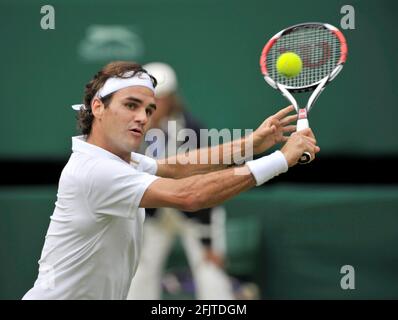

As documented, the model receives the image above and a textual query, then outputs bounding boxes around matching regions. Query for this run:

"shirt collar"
[72,135,127,163]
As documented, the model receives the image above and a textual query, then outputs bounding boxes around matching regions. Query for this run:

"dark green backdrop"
[0,0,397,158]
[1,0,397,300]
[2,185,398,299]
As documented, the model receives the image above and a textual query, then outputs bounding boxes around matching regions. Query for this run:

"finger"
[298,127,316,139]
[282,125,296,133]
[273,105,296,120]
[263,124,276,135]
[280,114,298,126]
[302,135,317,145]
[280,135,289,143]
[304,147,316,163]
[305,142,320,160]
[294,130,316,144]
[270,124,277,133]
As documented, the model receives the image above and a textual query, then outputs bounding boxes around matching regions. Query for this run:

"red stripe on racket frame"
[331,29,348,64]
[260,37,278,75]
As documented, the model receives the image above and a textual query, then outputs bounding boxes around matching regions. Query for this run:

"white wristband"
[246,151,288,186]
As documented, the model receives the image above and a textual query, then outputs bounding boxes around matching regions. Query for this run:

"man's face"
[99,86,156,154]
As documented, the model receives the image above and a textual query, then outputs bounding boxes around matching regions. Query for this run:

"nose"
[134,106,148,126]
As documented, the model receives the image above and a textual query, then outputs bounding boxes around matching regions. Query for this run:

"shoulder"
[87,157,158,193]
[62,154,135,188]
[131,152,158,175]
[87,158,137,183]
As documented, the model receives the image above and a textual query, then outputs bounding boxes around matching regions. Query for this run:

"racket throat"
[297,108,309,132]
[277,83,299,112]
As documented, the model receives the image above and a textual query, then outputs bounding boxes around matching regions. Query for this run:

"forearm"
[185,166,256,209]
[142,150,288,211]
[181,151,288,210]
[143,165,256,211]
[157,136,253,178]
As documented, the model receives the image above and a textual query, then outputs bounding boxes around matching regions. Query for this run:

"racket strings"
[266,27,341,88]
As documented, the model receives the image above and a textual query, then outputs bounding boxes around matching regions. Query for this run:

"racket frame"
[260,22,347,163]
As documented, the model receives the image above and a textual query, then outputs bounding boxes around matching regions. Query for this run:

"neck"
[86,132,131,163]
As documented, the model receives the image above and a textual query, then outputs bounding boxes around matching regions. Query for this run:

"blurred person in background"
[127,62,234,300]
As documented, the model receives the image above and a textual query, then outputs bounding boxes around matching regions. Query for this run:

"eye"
[146,108,154,116]
[125,103,137,109]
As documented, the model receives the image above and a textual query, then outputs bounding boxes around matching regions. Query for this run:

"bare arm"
[156,105,297,179]
[155,138,249,178]
[141,128,320,212]
[140,165,256,212]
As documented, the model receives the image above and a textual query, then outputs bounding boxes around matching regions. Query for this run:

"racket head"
[260,22,347,93]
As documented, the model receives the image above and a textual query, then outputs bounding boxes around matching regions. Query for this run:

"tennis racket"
[260,22,347,164]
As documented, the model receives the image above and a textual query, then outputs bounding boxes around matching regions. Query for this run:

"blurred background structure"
[1,0,397,299]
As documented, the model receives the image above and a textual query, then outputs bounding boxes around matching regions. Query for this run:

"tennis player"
[23,61,319,300]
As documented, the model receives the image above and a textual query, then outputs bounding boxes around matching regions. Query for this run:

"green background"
[2,185,398,299]
[1,0,397,300]
[0,0,397,158]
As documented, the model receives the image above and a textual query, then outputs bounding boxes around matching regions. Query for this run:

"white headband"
[71,71,155,111]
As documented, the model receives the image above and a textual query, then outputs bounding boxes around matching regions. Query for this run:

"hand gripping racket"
[260,22,347,164]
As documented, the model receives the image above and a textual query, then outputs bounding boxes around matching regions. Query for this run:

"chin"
[122,132,143,153]
[129,139,142,152]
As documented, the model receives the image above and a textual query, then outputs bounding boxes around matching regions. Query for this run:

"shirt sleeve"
[131,152,158,175]
[85,159,159,219]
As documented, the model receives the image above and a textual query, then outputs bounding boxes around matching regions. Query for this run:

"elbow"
[179,193,204,212]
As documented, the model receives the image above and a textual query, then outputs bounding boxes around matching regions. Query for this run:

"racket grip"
[296,118,309,132]
[296,116,311,164]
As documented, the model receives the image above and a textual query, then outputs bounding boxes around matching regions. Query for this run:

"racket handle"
[296,117,309,132]
[296,114,312,164]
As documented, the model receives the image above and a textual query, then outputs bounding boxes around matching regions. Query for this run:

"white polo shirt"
[23,136,159,300]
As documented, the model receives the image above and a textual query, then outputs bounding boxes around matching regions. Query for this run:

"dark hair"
[77,61,157,136]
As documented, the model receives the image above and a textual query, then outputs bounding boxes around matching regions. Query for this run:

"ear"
[91,97,104,120]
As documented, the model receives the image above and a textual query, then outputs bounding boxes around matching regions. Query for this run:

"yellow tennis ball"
[276,52,303,78]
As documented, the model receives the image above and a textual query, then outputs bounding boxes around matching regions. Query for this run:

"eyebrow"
[123,96,157,110]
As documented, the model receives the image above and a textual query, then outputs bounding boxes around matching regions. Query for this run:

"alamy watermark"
[340,265,355,290]
[40,5,355,31]
[340,5,355,30]
[40,5,55,30]
[143,121,254,166]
